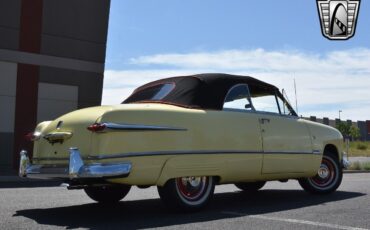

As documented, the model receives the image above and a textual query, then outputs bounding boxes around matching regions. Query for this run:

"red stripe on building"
[13,0,43,170]
[19,0,43,53]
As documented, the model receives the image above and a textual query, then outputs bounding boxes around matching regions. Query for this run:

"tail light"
[25,131,41,141]
[87,123,106,132]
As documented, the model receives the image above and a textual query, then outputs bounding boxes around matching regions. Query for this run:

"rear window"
[124,83,175,103]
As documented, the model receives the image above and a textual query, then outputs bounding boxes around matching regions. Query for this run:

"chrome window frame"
[223,83,255,111]
[222,83,297,118]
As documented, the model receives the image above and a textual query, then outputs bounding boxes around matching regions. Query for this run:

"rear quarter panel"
[94,104,264,185]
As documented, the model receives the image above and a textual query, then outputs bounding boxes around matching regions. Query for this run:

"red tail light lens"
[87,123,106,132]
[25,132,34,141]
[25,131,41,141]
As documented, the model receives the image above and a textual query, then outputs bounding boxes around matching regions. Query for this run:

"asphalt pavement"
[0,173,369,230]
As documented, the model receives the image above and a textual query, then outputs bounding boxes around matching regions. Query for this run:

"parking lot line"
[222,212,369,230]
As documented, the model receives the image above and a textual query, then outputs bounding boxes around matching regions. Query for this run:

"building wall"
[0,0,21,51]
[0,61,17,171]
[0,0,110,173]
[305,117,370,141]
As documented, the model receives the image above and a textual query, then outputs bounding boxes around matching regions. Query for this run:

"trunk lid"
[32,106,113,163]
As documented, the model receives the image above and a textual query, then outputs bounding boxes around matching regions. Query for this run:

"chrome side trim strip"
[104,122,187,131]
[264,150,315,155]
[88,150,260,160]
[88,150,318,160]
[312,150,322,155]
[32,150,320,162]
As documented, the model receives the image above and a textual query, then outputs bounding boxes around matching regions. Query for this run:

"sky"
[103,0,370,121]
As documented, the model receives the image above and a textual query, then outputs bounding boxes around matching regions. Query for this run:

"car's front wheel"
[235,181,266,192]
[298,152,342,194]
[84,185,131,203]
[157,176,215,212]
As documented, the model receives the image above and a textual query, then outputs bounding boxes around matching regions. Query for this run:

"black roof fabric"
[124,73,278,110]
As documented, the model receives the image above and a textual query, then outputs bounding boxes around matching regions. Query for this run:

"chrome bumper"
[19,148,132,180]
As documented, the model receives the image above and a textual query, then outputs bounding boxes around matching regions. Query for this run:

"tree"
[336,122,350,138]
[349,126,361,140]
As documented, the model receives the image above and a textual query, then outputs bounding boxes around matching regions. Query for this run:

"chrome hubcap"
[184,176,201,187]
[309,157,337,188]
[176,176,208,201]
[317,164,330,179]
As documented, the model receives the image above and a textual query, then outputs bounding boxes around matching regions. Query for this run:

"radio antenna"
[294,78,298,114]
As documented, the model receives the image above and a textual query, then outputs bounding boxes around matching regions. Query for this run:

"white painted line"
[222,212,369,230]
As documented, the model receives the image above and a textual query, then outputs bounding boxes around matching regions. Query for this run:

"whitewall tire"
[299,152,342,194]
[157,176,215,211]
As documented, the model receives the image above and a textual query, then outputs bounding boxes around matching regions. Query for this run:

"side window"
[251,94,280,114]
[223,84,254,111]
[276,96,290,115]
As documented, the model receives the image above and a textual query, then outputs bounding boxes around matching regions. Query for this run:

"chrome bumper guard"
[19,148,132,180]
[342,158,351,169]
[342,152,351,169]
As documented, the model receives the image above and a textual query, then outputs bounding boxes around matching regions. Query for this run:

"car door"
[221,84,264,179]
[251,92,313,174]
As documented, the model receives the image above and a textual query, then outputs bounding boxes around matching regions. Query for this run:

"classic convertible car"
[20,73,348,211]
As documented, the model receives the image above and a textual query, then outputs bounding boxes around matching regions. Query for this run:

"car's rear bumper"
[19,148,132,180]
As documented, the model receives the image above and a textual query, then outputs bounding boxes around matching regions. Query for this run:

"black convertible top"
[124,73,278,110]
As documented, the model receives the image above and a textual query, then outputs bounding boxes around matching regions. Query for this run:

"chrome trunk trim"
[43,131,73,144]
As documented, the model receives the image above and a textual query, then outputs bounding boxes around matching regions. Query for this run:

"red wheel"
[158,176,215,211]
[309,158,336,188]
[299,152,342,194]
[176,177,209,202]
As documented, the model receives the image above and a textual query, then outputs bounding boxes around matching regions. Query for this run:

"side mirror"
[245,104,252,109]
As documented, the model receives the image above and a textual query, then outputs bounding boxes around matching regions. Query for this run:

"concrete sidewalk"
[349,157,370,163]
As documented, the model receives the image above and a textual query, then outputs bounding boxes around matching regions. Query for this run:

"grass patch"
[357,143,368,150]
[345,141,370,157]
[348,161,370,171]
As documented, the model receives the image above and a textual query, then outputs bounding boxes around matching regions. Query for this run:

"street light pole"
[339,110,342,120]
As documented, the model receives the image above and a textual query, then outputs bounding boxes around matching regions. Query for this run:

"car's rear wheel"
[84,185,131,203]
[298,152,342,194]
[157,176,215,212]
[235,181,266,192]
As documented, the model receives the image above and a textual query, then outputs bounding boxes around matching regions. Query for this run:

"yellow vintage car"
[20,73,349,211]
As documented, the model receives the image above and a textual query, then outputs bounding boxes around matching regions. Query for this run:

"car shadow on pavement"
[14,189,364,229]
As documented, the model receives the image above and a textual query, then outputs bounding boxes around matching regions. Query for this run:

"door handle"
[259,118,270,124]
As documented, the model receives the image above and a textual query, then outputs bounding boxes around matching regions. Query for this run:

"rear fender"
[156,155,221,186]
